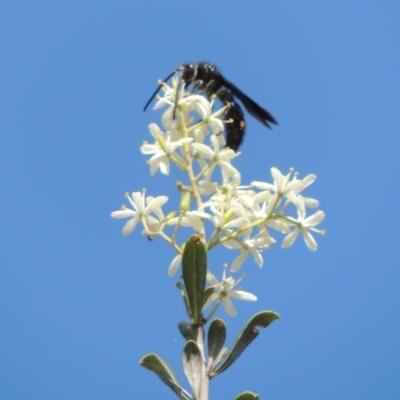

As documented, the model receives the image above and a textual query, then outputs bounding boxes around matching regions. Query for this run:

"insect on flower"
[144,62,278,151]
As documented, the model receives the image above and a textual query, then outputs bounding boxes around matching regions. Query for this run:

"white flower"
[168,254,182,276]
[152,77,179,111]
[192,135,237,181]
[141,123,190,175]
[111,191,168,235]
[198,180,218,196]
[204,268,257,317]
[200,191,249,232]
[282,210,325,251]
[179,94,212,119]
[204,204,245,231]
[177,94,225,140]
[252,167,310,213]
[250,191,291,233]
[198,167,242,197]
[160,93,212,132]
[166,210,209,232]
[225,230,275,271]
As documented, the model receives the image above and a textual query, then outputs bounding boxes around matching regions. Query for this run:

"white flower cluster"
[111,80,325,314]
[204,266,257,318]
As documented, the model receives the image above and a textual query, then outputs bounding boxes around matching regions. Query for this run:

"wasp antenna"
[143,69,178,111]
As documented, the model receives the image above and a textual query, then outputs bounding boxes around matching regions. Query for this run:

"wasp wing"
[213,70,278,128]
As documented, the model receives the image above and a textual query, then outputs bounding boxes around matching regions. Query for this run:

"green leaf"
[210,311,280,377]
[175,282,192,320]
[202,286,215,307]
[234,391,260,400]
[212,346,229,369]
[182,235,207,324]
[182,340,203,398]
[139,353,193,400]
[207,319,226,369]
[178,321,196,341]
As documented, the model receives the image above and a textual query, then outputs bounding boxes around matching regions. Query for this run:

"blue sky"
[1,1,399,399]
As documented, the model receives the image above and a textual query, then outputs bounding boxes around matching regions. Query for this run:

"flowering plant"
[111,77,325,400]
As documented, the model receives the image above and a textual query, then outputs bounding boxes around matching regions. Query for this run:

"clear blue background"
[1,1,399,399]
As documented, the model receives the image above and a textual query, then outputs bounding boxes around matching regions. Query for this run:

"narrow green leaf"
[234,391,260,400]
[182,340,203,398]
[182,235,207,324]
[210,311,280,377]
[202,286,215,307]
[178,321,196,341]
[212,346,229,369]
[207,319,226,368]
[139,353,192,400]
[175,282,192,319]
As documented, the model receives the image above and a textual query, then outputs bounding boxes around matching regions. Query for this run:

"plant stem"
[193,324,209,400]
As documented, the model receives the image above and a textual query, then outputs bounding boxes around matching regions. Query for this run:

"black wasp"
[143,62,278,151]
